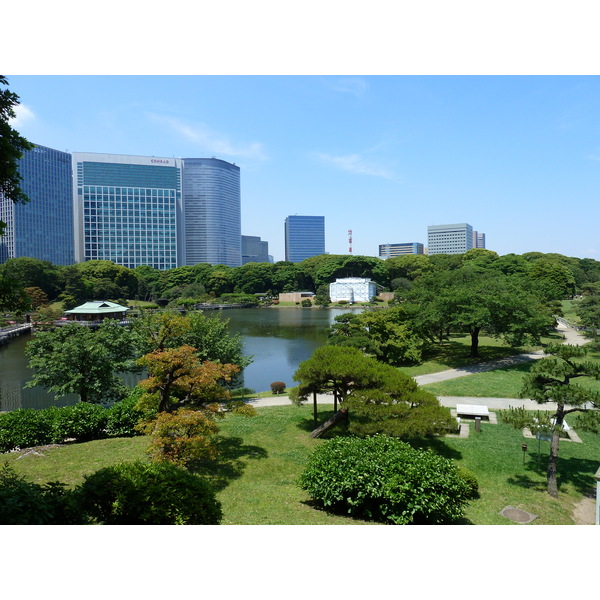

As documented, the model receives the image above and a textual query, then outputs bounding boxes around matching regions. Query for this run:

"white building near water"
[329,278,376,303]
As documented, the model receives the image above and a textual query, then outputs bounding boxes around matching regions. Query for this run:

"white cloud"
[325,77,368,98]
[315,151,394,178]
[148,114,267,161]
[9,103,35,127]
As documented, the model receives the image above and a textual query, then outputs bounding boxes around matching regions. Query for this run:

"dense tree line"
[2,249,600,311]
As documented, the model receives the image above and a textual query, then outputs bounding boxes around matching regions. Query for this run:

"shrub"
[77,460,222,524]
[301,299,312,307]
[105,395,145,437]
[139,409,220,467]
[456,466,480,499]
[51,402,108,442]
[0,462,85,524]
[270,381,286,394]
[299,435,472,524]
[0,409,55,452]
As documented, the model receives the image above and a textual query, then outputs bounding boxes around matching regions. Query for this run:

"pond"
[0,307,362,411]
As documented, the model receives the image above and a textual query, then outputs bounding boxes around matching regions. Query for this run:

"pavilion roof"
[64,301,131,315]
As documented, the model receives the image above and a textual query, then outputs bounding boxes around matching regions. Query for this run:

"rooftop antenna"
[348,229,353,254]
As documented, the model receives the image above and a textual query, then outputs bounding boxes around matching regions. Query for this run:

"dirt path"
[573,494,596,524]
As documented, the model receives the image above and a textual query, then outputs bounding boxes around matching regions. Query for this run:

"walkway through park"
[248,321,589,412]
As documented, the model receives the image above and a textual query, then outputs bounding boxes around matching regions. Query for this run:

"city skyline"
[6,75,600,263]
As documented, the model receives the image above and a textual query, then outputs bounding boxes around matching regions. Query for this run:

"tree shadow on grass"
[295,409,463,459]
[188,435,268,492]
[507,455,599,496]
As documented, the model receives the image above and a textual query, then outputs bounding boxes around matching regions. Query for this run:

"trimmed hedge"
[299,435,474,524]
[0,398,145,453]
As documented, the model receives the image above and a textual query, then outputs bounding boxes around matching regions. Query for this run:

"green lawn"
[5,404,599,525]
[397,332,563,378]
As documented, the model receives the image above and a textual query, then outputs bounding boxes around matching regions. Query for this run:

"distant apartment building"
[427,223,475,255]
[241,235,270,264]
[182,158,241,268]
[379,242,424,258]
[284,215,325,263]
[72,152,184,270]
[0,144,74,265]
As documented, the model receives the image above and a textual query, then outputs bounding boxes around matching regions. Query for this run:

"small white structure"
[329,278,376,303]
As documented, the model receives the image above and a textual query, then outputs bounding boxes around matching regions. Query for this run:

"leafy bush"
[51,402,108,442]
[301,299,312,307]
[77,460,222,524]
[0,409,55,452]
[270,381,286,394]
[299,435,471,524]
[0,462,85,524]
[105,395,145,437]
[138,409,220,467]
[456,466,480,499]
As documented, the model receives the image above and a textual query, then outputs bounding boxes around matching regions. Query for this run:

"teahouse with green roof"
[64,301,131,322]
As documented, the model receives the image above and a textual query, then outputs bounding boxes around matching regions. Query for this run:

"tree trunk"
[547,403,564,498]
[310,408,348,438]
[470,327,480,358]
[313,391,318,428]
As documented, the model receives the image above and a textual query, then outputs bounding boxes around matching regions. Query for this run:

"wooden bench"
[456,404,490,420]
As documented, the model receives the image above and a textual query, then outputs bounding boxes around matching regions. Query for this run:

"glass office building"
[182,158,241,267]
[0,144,74,265]
[72,153,183,270]
[284,215,325,263]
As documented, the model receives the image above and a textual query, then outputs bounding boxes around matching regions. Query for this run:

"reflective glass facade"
[182,158,241,267]
[73,154,183,270]
[284,215,325,263]
[0,145,74,265]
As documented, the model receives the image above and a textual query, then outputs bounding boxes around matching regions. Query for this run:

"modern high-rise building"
[378,242,424,258]
[427,223,474,255]
[0,144,74,265]
[241,235,270,264]
[7,148,242,271]
[473,230,486,249]
[284,215,325,263]
[72,153,183,270]
[182,158,241,268]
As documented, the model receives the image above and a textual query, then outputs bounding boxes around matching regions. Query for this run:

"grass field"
[4,403,598,525]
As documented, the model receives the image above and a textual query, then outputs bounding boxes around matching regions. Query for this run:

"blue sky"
[7,74,600,263]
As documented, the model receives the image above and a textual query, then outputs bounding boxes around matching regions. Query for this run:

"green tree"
[575,295,600,343]
[0,257,62,299]
[136,345,239,413]
[385,254,433,282]
[327,306,425,365]
[25,321,137,403]
[0,76,34,235]
[501,343,600,497]
[0,272,31,314]
[293,345,453,437]
[131,310,249,368]
[526,258,576,300]
[409,270,553,357]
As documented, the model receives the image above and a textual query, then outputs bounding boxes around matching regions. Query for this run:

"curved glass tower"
[182,158,241,267]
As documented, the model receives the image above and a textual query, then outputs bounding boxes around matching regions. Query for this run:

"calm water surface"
[0,307,361,411]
